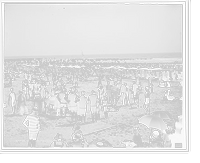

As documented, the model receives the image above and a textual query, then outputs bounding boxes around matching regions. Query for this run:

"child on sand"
[143,86,151,114]
[69,124,88,148]
[98,85,104,102]
[8,88,17,115]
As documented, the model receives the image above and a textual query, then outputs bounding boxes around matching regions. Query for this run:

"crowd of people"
[4,57,183,148]
[23,106,184,149]
[4,58,182,81]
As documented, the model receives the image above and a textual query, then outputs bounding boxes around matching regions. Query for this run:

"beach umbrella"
[152,111,172,120]
[89,139,113,148]
[139,115,167,131]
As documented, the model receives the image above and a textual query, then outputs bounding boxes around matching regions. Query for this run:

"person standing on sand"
[88,90,97,122]
[68,87,79,121]
[111,82,119,107]
[97,84,105,105]
[143,86,151,114]
[17,90,28,115]
[149,77,153,93]
[23,107,40,148]
[106,81,112,104]
[77,91,88,123]
[97,75,103,88]
[8,88,17,115]
[120,83,128,106]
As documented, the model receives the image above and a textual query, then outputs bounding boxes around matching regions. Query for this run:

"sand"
[3,74,182,148]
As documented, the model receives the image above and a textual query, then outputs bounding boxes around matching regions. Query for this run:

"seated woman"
[50,133,66,148]
[70,124,86,147]
[149,130,164,148]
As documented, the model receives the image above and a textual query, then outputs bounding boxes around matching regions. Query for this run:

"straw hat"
[55,133,63,140]
[32,106,38,112]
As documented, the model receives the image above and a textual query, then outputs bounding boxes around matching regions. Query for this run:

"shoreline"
[4,57,183,63]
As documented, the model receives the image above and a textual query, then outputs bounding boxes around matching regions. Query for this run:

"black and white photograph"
[0,0,190,153]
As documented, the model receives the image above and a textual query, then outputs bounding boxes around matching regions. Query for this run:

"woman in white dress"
[18,90,28,115]
[133,127,143,148]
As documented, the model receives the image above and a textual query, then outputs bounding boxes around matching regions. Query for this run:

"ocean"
[4,53,183,59]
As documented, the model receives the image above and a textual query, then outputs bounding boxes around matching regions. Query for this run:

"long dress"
[18,94,28,115]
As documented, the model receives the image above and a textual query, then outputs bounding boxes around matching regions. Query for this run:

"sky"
[4,3,183,58]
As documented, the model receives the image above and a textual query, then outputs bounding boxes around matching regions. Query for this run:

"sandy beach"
[3,73,182,148]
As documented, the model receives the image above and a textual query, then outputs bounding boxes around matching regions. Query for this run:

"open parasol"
[139,115,167,131]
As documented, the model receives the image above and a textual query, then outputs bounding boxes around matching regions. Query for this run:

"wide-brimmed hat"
[32,106,38,112]
[55,133,63,140]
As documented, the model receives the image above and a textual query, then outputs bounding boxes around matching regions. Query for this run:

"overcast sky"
[4,4,183,57]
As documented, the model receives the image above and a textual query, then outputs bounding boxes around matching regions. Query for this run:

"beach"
[3,73,182,148]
